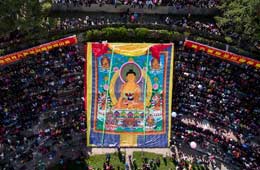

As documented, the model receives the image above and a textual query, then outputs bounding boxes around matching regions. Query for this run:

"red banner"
[0,35,78,65]
[184,40,260,68]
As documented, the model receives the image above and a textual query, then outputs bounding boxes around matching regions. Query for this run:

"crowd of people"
[0,9,259,170]
[0,45,86,170]
[49,14,222,37]
[52,16,122,31]
[1,13,224,58]
[172,46,260,169]
[164,16,222,36]
[167,0,219,8]
[52,0,220,8]
[1,42,259,170]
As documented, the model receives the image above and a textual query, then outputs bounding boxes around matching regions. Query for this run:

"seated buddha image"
[113,69,144,110]
[151,58,160,70]
[101,56,110,69]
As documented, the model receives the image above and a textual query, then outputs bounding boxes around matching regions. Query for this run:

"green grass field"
[85,151,126,169]
[48,151,206,170]
[132,151,176,170]
[132,151,206,170]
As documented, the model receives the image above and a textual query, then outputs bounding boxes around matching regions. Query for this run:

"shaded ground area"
[48,151,126,170]
[47,149,207,170]
[48,160,86,170]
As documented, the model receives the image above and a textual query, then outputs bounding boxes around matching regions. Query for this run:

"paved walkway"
[90,147,171,156]
[181,118,238,142]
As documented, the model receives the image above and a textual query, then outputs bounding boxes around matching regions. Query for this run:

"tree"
[215,0,260,42]
[0,0,52,36]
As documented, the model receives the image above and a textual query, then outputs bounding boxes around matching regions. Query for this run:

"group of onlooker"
[52,0,162,8]
[171,46,260,169]
[0,45,85,170]
[167,0,220,8]
[165,16,222,36]
[52,0,220,8]
[0,8,259,168]
[1,41,259,170]
[53,16,120,31]
[50,15,222,37]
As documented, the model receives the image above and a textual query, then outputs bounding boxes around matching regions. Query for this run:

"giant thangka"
[85,43,174,147]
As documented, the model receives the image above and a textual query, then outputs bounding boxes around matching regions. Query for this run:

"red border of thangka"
[92,50,169,135]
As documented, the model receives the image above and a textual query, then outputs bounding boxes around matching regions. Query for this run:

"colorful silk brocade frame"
[85,43,174,147]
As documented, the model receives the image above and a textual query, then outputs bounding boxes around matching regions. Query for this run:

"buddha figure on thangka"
[96,52,166,134]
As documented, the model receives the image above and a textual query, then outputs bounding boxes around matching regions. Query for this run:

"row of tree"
[215,0,260,43]
[0,0,51,36]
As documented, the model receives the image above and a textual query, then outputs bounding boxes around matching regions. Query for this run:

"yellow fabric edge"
[168,43,174,147]
[86,43,93,147]
[108,43,153,57]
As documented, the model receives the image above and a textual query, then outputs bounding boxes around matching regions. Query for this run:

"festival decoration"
[85,43,174,147]
[0,35,78,65]
[184,40,260,68]
[190,141,197,149]
[171,112,177,118]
